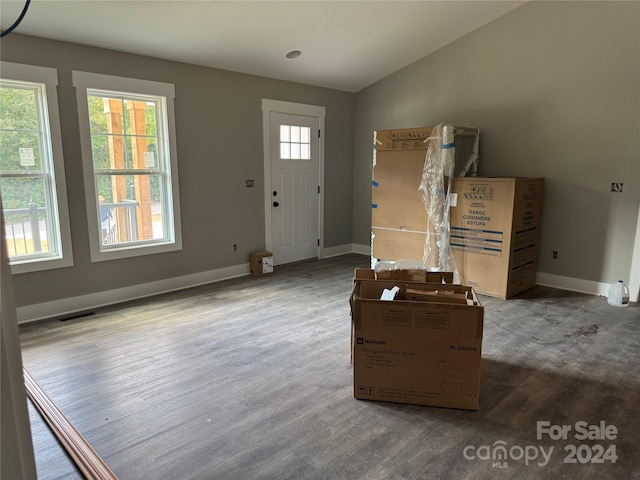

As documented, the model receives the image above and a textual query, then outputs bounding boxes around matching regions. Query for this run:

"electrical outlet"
[611,182,623,193]
[552,250,558,259]
[233,243,237,252]
[245,180,255,188]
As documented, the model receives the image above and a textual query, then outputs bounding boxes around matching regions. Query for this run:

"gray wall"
[1,34,354,308]
[3,1,639,310]
[353,1,640,286]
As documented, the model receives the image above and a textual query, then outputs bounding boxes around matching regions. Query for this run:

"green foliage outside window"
[0,85,46,210]
[87,95,161,204]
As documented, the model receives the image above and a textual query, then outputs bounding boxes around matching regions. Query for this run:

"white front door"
[268,111,319,265]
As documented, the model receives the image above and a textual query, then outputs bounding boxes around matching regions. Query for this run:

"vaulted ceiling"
[1,1,525,92]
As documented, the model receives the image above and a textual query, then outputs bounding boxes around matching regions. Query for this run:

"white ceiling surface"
[1,1,525,92]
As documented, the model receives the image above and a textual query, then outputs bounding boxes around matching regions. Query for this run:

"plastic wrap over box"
[371,124,479,283]
[371,127,432,265]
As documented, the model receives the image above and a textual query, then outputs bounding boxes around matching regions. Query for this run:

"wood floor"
[19,254,640,479]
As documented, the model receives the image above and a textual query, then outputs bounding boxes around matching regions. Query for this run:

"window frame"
[72,71,182,262]
[0,61,74,274]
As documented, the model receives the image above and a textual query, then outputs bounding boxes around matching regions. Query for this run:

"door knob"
[273,201,279,207]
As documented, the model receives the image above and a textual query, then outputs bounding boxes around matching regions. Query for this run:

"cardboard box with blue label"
[450,177,544,298]
[350,277,484,410]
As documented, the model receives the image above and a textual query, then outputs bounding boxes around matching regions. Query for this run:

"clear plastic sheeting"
[454,126,480,177]
[418,123,479,283]
[374,258,427,275]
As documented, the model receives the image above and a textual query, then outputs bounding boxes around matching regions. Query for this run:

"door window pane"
[279,124,311,160]
[291,126,300,143]
[291,143,301,160]
[301,127,310,144]
[280,142,291,160]
[280,124,290,142]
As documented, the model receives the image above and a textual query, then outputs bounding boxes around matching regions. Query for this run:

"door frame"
[261,99,325,262]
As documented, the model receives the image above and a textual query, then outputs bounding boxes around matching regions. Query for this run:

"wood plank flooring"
[19,254,640,479]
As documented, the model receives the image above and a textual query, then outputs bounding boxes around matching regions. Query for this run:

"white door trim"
[261,99,326,258]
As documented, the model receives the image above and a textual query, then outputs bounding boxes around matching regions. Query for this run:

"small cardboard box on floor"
[450,177,544,298]
[250,251,273,277]
[350,273,484,410]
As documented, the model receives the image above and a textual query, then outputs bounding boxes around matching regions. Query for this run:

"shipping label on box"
[450,179,512,257]
[375,127,433,151]
[262,255,273,273]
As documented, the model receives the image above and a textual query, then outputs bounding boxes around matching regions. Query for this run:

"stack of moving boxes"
[371,125,544,300]
[352,125,544,410]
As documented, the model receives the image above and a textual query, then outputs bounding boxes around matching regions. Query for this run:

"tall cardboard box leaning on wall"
[250,251,273,277]
[371,125,480,263]
[371,127,433,261]
[350,275,484,410]
[450,177,544,299]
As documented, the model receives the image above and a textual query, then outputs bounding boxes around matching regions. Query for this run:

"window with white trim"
[0,62,73,273]
[73,72,182,262]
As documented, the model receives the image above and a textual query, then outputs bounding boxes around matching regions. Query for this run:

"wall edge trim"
[17,263,250,324]
[536,271,612,298]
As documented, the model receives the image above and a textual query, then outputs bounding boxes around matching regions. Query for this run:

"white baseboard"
[321,244,355,258]
[352,243,371,256]
[17,263,251,324]
[322,243,370,258]
[536,272,611,298]
[355,254,620,300]
[17,248,373,324]
[18,253,632,324]
[347,241,635,301]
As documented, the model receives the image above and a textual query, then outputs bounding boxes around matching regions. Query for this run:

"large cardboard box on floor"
[450,177,544,299]
[371,126,480,262]
[371,127,433,262]
[350,277,484,410]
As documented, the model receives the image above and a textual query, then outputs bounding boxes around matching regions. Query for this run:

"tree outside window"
[73,71,181,262]
[0,62,73,273]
